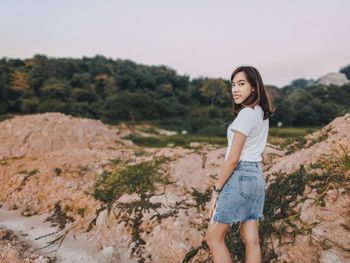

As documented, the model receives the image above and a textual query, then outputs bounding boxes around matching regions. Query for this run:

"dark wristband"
[212,185,222,193]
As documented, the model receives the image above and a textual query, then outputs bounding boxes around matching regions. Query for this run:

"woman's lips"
[233,96,241,100]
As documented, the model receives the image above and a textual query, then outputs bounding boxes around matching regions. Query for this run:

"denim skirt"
[211,160,265,226]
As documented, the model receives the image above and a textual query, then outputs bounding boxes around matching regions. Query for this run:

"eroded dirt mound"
[0,113,214,262]
[266,113,350,177]
[0,112,349,263]
[0,112,132,158]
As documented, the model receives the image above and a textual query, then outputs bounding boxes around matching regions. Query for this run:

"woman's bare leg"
[239,219,261,263]
[205,221,233,263]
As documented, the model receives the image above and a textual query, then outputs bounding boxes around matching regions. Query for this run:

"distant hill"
[0,54,349,128]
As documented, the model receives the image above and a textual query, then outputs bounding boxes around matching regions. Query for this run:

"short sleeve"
[230,108,256,136]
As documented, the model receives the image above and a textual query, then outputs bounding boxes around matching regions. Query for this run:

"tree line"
[0,54,349,135]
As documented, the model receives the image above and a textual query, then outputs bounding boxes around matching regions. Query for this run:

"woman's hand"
[208,192,220,220]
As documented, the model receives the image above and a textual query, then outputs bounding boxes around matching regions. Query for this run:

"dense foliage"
[0,55,349,133]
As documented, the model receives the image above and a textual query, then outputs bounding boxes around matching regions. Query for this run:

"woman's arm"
[214,131,246,190]
[208,130,247,219]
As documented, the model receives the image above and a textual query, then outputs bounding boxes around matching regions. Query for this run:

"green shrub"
[93,157,171,203]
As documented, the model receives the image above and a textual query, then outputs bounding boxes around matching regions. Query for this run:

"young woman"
[205,66,274,263]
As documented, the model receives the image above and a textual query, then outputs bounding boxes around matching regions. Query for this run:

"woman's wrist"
[211,190,220,198]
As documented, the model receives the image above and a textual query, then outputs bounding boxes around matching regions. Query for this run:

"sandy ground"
[0,207,111,263]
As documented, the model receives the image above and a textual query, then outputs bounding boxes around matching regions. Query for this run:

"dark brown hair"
[230,65,274,120]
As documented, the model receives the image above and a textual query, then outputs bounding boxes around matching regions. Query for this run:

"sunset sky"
[1,0,349,87]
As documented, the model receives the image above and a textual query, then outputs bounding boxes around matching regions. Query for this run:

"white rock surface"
[316,72,349,86]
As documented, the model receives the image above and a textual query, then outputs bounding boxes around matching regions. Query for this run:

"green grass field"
[268,126,320,147]
[269,127,320,138]
[124,126,321,149]
[124,134,226,148]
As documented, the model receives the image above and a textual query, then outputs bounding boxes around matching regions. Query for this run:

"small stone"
[319,248,344,263]
[96,209,108,226]
[21,208,37,217]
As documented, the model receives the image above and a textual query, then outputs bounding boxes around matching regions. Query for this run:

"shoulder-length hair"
[230,66,274,120]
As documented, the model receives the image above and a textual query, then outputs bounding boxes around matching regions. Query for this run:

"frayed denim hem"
[210,214,265,227]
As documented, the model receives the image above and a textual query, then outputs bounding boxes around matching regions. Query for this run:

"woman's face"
[231,71,254,105]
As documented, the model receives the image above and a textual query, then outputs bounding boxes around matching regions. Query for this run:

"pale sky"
[1,0,349,87]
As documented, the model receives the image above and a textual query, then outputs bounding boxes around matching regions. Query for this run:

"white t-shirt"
[224,104,269,162]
